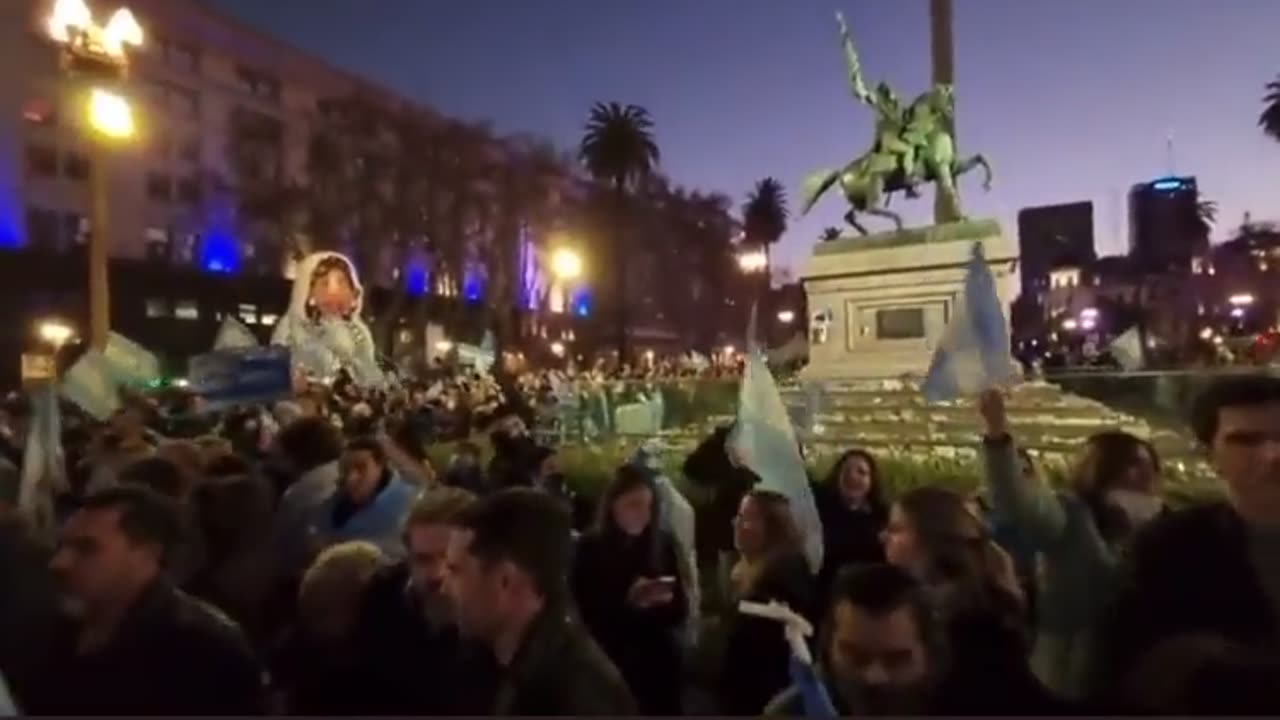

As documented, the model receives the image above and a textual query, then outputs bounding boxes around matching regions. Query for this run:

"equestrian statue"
[800,11,993,235]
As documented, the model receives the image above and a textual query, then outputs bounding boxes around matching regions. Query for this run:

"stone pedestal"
[800,219,1018,380]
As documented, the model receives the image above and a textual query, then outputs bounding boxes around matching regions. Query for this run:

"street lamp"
[777,309,796,324]
[45,0,144,351]
[38,320,76,350]
[737,249,768,274]
[550,248,583,281]
[87,87,135,139]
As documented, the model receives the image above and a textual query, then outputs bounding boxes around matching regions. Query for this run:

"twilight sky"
[208,0,1280,276]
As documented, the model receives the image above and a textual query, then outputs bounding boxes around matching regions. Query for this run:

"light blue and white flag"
[1110,326,1145,372]
[213,316,260,351]
[60,350,121,421]
[730,351,824,573]
[19,382,65,533]
[457,330,496,373]
[102,332,161,386]
[922,243,1019,403]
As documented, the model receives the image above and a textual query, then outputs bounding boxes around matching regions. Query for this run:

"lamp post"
[45,0,143,351]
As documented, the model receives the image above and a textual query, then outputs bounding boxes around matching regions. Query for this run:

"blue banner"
[189,346,292,411]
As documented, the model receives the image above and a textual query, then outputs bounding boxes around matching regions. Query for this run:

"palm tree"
[742,177,789,303]
[579,101,660,361]
[1197,198,1218,241]
[743,177,789,252]
[1260,76,1280,143]
[820,226,843,242]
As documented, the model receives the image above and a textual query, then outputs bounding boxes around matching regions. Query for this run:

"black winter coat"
[572,528,687,715]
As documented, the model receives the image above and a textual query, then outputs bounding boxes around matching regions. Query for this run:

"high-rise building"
[1127,175,1206,272]
[1016,201,1096,296]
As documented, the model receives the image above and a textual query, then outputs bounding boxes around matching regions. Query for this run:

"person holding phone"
[571,465,688,715]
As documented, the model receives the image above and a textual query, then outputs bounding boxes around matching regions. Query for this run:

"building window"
[22,98,57,127]
[24,206,59,249]
[145,298,170,318]
[157,36,200,72]
[176,177,201,205]
[174,300,199,320]
[174,232,197,265]
[260,312,278,326]
[25,144,58,177]
[63,151,90,181]
[146,173,172,202]
[235,65,282,103]
[64,213,88,246]
[148,80,200,118]
[238,302,258,324]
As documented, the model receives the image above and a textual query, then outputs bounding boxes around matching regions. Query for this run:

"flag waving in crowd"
[923,242,1020,403]
[730,350,824,574]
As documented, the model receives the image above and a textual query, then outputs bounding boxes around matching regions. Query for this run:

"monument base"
[800,219,1017,380]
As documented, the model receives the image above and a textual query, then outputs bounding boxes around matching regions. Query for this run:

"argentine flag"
[731,351,824,573]
[19,383,66,534]
[457,330,497,374]
[922,243,1019,403]
[214,316,260,350]
[1109,326,1145,371]
[61,350,121,421]
[102,332,161,386]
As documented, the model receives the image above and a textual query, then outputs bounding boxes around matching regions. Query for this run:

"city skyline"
[208,0,1280,275]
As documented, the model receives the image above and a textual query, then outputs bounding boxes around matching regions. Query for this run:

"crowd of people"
[0,366,1279,716]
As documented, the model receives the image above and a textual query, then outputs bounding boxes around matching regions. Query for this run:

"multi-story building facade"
[1127,175,1206,273]
[0,0,424,268]
[0,0,602,378]
[1016,201,1096,297]
[1017,224,1280,365]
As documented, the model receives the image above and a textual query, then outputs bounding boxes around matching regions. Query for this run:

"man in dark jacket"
[1099,375,1280,704]
[444,488,635,715]
[358,486,496,714]
[20,485,266,715]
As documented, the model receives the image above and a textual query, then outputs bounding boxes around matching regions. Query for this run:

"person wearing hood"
[976,389,1166,700]
[306,437,417,563]
[629,442,700,649]
[270,251,383,388]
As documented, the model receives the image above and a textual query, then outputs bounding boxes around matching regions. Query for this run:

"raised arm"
[835,11,874,107]
[977,389,1069,549]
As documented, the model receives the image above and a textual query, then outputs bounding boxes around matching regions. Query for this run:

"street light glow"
[550,248,582,280]
[434,340,454,352]
[549,341,566,357]
[47,0,93,43]
[1229,293,1255,307]
[38,320,75,348]
[101,8,143,56]
[777,309,796,324]
[737,249,767,273]
[88,87,134,139]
